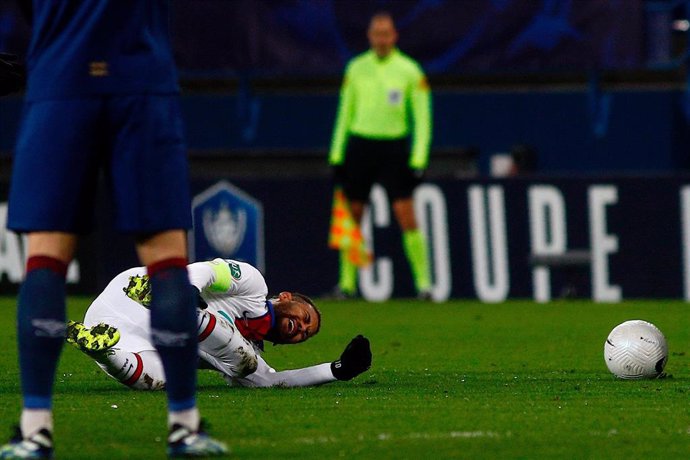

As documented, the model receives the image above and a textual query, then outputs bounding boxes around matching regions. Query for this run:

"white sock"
[168,407,200,431]
[20,409,53,438]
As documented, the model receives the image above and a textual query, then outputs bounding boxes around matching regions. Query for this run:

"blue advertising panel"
[2,175,690,303]
[190,181,264,271]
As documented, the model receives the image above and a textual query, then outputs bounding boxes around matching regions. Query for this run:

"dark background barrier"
[2,88,689,173]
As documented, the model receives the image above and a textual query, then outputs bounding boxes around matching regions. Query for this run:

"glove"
[0,53,26,97]
[331,334,372,381]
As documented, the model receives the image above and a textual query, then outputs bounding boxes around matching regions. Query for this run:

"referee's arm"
[329,65,355,166]
[409,74,432,171]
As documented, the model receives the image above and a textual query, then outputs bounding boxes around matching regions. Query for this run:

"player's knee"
[126,373,166,391]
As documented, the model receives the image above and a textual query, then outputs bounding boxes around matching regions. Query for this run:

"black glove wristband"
[331,334,372,381]
[331,359,348,380]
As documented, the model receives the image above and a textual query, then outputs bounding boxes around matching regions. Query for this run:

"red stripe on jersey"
[198,313,217,342]
[123,353,144,386]
[235,314,272,341]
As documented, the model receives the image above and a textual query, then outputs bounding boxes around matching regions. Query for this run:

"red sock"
[26,256,68,277]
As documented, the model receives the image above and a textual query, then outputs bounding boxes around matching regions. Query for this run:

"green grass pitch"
[1,297,690,459]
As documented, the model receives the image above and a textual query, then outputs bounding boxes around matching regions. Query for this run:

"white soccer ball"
[604,320,668,379]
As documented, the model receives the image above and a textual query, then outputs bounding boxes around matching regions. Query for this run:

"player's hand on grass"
[0,53,25,96]
[331,334,371,381]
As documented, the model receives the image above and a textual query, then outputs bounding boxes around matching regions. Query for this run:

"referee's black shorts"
[341,135,421,202]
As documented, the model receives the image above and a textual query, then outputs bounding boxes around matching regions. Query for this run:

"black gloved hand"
[331,335,372,381]
[0,53,26,97]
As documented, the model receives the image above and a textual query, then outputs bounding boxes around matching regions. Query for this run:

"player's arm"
[187,259,267,301]
[408,67,432,171]
[187,259,232,292]
[187,259,234,293]
[328,63,355,167]
[230,356,335,388]
[228,335,372,388]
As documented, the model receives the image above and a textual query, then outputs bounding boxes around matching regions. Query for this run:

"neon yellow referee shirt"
[328,49,432,170]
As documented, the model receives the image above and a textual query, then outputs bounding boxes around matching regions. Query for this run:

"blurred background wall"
[1,0,689,300]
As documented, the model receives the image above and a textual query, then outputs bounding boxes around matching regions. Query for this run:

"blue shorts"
[7,95,192,233]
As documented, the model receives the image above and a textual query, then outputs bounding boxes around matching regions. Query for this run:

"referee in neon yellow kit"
[329,11,432,300]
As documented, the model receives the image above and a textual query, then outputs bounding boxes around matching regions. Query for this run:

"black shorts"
[341,135,420,202]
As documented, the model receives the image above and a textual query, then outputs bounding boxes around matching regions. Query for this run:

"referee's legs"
[393,198,432,298]
[337,200,367,296]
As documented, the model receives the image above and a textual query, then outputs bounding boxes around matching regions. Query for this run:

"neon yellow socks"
[338,250,357,294]
[339,229,430,295]
[403,229,431,293]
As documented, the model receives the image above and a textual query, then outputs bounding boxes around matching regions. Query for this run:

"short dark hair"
[370,11,395,26]
[292,292,321,337]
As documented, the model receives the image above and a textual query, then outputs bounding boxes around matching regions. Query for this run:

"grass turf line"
[0,297,689,459]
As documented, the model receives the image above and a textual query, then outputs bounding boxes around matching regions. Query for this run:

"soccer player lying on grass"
[67,259,372,389]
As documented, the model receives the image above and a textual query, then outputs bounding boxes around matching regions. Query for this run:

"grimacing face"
[271,292,320,344]
[368,15,397,58]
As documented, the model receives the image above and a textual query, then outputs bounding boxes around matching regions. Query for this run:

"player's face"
[272,292,319,344]
[368,16,397,58]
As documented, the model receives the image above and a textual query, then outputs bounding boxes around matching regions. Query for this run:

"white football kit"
[82,259,335,389]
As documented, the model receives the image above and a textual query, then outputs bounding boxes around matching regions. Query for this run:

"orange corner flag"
[328,187,372,267]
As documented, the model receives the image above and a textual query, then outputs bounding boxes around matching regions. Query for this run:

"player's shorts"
[341,135,420,202]
[7,94,192,233]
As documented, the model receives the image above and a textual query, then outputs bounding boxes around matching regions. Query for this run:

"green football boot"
[66,320,120,355]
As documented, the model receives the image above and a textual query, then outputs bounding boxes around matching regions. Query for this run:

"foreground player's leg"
[2,233,76,459]
[146,257,199,420]
[18,255,68,434]
[0,427,53,459]
[138,230,227,456]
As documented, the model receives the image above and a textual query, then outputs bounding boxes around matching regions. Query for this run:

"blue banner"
[2,175,690,302]
[190,181,264,271]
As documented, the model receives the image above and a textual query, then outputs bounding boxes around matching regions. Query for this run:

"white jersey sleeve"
[188,259,269,321]
[225,354,336,388]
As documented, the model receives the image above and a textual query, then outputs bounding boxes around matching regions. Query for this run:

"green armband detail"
[208,260,232,292]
